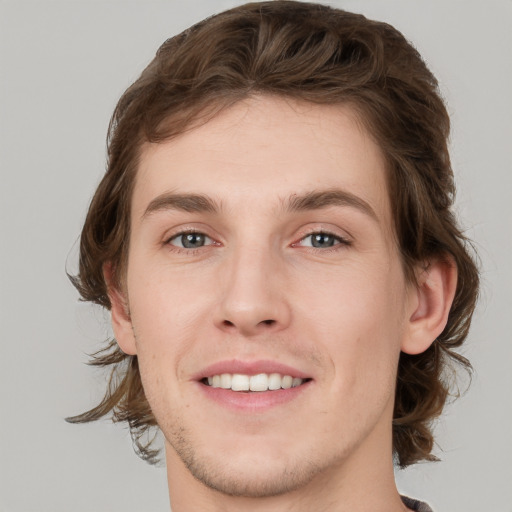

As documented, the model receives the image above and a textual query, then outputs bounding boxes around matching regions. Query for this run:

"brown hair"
[68,0,479,468]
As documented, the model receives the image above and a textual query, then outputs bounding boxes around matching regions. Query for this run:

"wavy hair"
[68,0,479,468]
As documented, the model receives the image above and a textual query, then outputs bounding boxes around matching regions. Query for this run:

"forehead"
[133,96,391,227]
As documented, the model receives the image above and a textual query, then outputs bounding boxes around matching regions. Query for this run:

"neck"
[165,419,409,512]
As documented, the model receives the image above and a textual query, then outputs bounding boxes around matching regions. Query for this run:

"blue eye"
[300,232,346,248]
[169,232,213,249]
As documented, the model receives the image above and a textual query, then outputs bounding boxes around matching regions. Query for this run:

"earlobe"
[103,262,137,356]
[401,257,457,355]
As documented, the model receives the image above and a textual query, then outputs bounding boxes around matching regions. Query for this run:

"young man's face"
[113,96,419,497]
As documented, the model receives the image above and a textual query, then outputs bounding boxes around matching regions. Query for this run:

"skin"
[108,96,456,512]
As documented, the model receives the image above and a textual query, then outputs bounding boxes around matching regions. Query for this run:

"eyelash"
[291,230,352,253]
[165,229,218,254]
[165,229,351,254]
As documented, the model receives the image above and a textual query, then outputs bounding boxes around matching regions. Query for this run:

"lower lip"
[197,381,312,412]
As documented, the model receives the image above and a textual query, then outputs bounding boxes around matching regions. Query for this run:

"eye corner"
[291,230,352,251]
[166,230,219,250]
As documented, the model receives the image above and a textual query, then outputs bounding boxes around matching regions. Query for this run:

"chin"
[183,452,323,498]
[167,431,328,498]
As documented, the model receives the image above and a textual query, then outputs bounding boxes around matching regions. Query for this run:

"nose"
[214,245,292,337]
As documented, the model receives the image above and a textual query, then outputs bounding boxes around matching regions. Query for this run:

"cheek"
[295,260,406,385]
[128,257,209,332]
[126,258,223,391]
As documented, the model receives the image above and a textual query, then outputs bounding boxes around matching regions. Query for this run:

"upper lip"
[193,359,311,381]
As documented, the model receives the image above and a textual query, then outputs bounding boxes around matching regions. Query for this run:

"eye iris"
[182,233,205,248]
[311,233,335,248]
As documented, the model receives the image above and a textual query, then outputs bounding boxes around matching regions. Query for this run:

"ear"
[103,262,137,355]
[401,256,457,355]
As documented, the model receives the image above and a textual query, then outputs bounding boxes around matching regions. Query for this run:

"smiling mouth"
[201,373,312,392]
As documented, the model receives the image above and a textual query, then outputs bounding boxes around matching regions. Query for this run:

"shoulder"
[401,495,434,512]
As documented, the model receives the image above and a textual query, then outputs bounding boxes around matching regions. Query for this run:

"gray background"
[1,1,511,511]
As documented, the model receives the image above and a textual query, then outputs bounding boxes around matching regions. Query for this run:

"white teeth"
[249,373,268,391]
[268,373,282,390]
[220,373,232,389]
[281,375,293,389]
[206,372,306,392]
[231,374,250,391]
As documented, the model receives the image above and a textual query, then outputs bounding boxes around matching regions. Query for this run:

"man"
[68,2,479,511]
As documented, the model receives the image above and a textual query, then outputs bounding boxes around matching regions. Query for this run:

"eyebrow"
[285,189,378,221]
[142,193,220,219]
[141,188,377,222]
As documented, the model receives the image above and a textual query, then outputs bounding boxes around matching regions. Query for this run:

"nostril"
[219,318,277,331]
